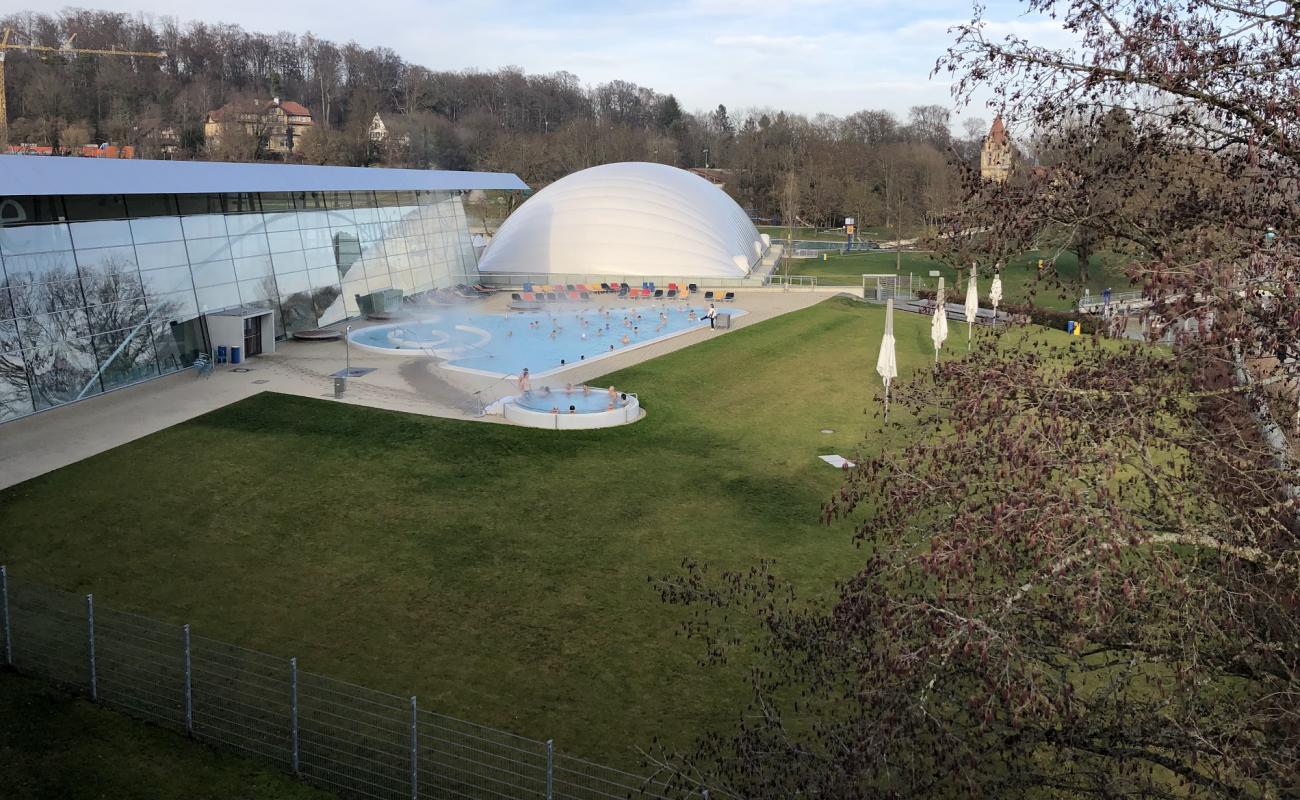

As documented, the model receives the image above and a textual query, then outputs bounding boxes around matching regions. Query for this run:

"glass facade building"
[0,188,485,423]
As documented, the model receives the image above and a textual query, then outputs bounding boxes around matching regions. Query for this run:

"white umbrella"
[965,266,979,349]
[876,298,898,421]
[931,277,948,364]
[989,268,1003,319]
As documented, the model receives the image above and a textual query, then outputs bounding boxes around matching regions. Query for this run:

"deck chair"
[618,285,630,297]
[580,292,590,301]
[654,289,664,299]
[704,290,715,300]
[724,291,735,302]
[688,283,698,294]
[511,292,522,301]
[600,282,612,293]
[523,282,535,293]
[666,289,678,299]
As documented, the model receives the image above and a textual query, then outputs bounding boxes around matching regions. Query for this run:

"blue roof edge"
[0,155,529,196]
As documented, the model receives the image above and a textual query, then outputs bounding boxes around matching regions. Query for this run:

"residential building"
[981,115,1013,183]
[204,98,315,155]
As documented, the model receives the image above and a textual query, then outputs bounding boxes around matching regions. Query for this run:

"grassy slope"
[790,250,1130,311]
[0,671,329,800]
[0,298,1058,770]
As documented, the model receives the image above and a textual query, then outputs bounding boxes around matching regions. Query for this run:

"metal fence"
[0,566,705,800]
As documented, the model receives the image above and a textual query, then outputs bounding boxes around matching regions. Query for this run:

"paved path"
[0,288,845,489]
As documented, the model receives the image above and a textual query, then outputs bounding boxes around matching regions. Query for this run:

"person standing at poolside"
[706,304,718,329]
[518,368,531,394]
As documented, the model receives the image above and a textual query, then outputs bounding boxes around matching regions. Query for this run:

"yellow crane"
[0,29,167,149]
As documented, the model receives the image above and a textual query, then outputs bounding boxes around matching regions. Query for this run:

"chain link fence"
[0,566,706,800]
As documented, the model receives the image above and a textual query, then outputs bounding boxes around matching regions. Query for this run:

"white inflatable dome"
[478,162,766,279]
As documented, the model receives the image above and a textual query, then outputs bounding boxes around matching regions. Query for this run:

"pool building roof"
[0,155,529,197]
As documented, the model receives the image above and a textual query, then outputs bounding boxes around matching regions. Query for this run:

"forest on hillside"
[0,9,987,226]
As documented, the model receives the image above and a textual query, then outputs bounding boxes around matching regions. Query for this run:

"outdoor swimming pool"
[347,304,745,377]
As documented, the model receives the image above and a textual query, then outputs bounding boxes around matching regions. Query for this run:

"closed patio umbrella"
[965,266,979,349]
[876,298,898,421]
[989,270,1004,319]
[931,276,948,364]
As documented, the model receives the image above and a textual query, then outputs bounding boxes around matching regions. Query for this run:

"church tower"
[980,115,1013,183]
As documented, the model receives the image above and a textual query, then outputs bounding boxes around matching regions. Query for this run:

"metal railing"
[0,566,702,800]
[763,274,819,288]
[1077,290,1146,313]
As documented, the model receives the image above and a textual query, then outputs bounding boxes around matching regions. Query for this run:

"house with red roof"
[204,97,314,156]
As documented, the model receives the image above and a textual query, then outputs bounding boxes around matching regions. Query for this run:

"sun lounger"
[704,290,715,300]
[618,285,630,297]
[523,282,535,293]
[511,292,522,301]
[688,283,698,294]
[580,292,590,301]
[568,291,580,301]
[654,289,664,299]
[724,291,735,302]
[546,292,559,302]
[666,289,677,299]
[600,282,611,293]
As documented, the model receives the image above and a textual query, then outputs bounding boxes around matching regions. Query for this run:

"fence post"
[182,624,192,736]
[290,657,299,772]
[410,696,418,800]
[546,739,554,800]
[86,594,96,701]
[1,565,11,667]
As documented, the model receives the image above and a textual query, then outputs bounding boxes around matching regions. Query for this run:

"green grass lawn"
[0,298,1068,774]
[0,671,328,800]
[789,249,1132,311]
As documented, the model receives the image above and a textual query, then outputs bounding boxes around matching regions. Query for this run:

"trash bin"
[216,345,227,364]
[715,312,733,330]
[231,346,242,365]
[334,376,347,398]
[1066,321,1076,334]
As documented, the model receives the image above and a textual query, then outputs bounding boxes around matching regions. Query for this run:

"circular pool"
[503,388,641,429]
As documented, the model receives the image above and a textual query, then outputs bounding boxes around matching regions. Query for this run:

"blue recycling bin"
[1066,321,1076,334]
[216,345,228,364]
[231,346,242,365]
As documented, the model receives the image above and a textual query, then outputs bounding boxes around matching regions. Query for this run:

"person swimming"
[550,406,559,414]
[582,384,591,396]
[565,383,574,393]
[620,334,630,345]
[540,385,551,396]
[568,405,576,414]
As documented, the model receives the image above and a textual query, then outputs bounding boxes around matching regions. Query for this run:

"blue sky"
[5,0,1070,122]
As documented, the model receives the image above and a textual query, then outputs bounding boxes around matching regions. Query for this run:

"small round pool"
[502,387,641,429]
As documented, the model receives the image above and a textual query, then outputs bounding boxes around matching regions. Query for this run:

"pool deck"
[0,287,851,489]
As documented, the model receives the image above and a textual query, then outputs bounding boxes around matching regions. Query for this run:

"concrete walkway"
[0,287,848,490]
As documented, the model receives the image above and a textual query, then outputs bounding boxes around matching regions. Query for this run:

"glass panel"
[124,195,179,218]
[341,281,365,315]
[0,286,13,321]
[224,213,268,236]
[195,283,242,313]
[93,328,159,390]
[81,266,145,310]
[303,247,335,269]
[185,237,234,264]
[153,317,206,372]
[86,298,150,335]
[2,250,78,286]
[0,196,67,225]
[228,231,270,258]
[260,193,295,212]
[69,220,134,250]
[299,227,332,250]
[233,255,274,282]
[75,245,138,274]
[266,230,303,254]
[181,215,228,240]
[0,317,18,351]
[238,277,277,304]
[278,289,317,333]
[275,270,310,296]
[17,307,92,347]
[0,349,34,422]
[0,223,73,255]
[64,195,127,222]
[135,241,190,270]
[148,290,199,324]
[223,193,262,214]
[141,265,195,296]
[271,250,307,275]
[130,216,184,244]
[176,194,224,216]
[11,280,86,316]
[25,339,102,409]
[263,212,300,234]
[323,191,355,209]
[191,259,237,289]
[296,191,329,210]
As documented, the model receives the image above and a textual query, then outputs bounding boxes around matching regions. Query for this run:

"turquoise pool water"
[348,303,744,377]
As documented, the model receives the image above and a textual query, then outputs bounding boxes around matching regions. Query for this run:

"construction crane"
[0,29,167,149]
